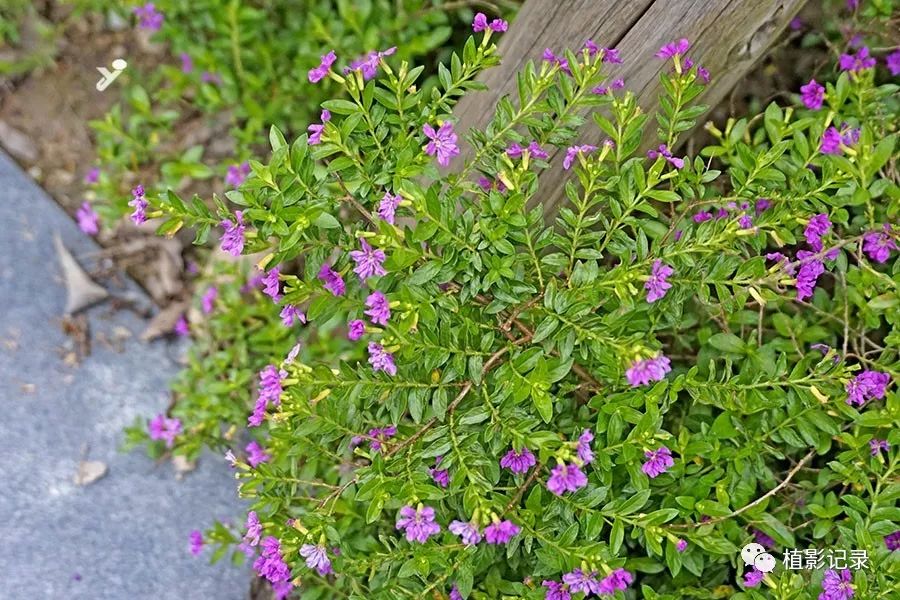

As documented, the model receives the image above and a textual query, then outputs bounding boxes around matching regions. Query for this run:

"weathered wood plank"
[453,0,806,212]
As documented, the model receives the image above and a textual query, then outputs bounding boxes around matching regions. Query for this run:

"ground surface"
[0,150,251,599]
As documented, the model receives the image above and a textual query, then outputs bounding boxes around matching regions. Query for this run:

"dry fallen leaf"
[172,455,197,480]
[73,460,108,486]
[140,300,189,341]
[55,234,108,314]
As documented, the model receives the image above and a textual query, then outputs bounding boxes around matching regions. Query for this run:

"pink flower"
[350,239,387,281]
[245,441,271,467]
[133,3,163,30]
[448,520,482,545]
[863,225,897,263]
[500,447,536,474]
[347,319,366,341]
[377,191,402,224]
[179,53,193,73]
[396,505,441,543]
[647,144,684,169]
[368,342,397,376]
[364,291,391,326]
[201,286,217,314]
[148,414,182,447]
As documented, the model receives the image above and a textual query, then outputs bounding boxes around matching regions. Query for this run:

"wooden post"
[453,0,807,212]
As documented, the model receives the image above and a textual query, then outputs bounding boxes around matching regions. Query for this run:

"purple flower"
[846,370,891,406]
[576,429,594,464]
[804,213,831,251]
[76,202,100,236]
[201,71,222,84]
[500,447,536,474]
[129,185,148,225]
[737,214,753,229]
[262,267,281,302]
[367,425,397,452]
[473,13,507,32]
[887,50,900,76]
[753,528,776,549]
[201,286,217,314]
[863,226,897,263]
[563,144,597,170]
[220,211,246,256]
[272,582,292,600]
[449,520,482,546]
[528,141,549,159]
[506,143,524,159]
[820,127,843,155]
[743,568,765,588]
[350,239,387,281]
[308,50,337,83]
[285,342,302,364]
[542,49,571,75]
[756,198,772,213]
[483,520,520,544]
[886,531,900,551]
[174,315,190,337]
[801,79,826,110]
[364,291,391,326]
[244,511,261,546]
[789,17,804,30]
[626,354,672,386]
[133,3,163,30]
[839,46,876,72]
[562,569,601,595]
[245,441,271,467]
[547,462,588,495]
[450,585,463,600]
[477,176,507,193]
[148,414,181,448]
[368,342,397,376]
[645,260,674,302]
[697,66,710,84]
[280,305,306,327]
[693,211,713,223]
[299,544,333,576]
[598,569,633,595]
[347,47,396,81]
[179,53,193,73]
[795,251,825,301]
[676,539,688,552]
[249,365,285,427]
[378,191,402,224]
[820,569,854,600]
[603,47,623,64]
[656,38,690,59]
[642,446,674,478]
[317,263,345,296]
[396,505,441,543]
[429,456,450,488]
[225,162,251,187]
[307,109,331,145]
[189,530,203,556]
[543,580,572,600]
[84,167,99,184]
[869,439,890,456]
[253,537,292,584]
[348,319,366,341]
[647,144,684,169]
[423,122,460,167]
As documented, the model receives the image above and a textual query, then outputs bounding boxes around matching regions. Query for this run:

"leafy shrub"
[75,0,500,225]
[131,8,900,600]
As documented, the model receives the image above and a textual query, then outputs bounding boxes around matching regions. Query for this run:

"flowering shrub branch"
[128,8,900,600]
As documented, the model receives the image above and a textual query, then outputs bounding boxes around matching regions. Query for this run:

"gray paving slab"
[0,151,250,599]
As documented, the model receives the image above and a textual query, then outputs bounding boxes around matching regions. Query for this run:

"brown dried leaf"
[73,460,108,486]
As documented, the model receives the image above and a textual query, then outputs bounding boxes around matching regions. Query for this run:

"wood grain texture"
[453,0,807,213]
